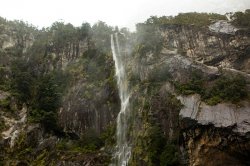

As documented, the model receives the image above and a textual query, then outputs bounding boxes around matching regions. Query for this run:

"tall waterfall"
[111,33,131,166]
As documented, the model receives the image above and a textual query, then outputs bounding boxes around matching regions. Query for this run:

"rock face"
[161,22,250,73]
[0,90,27,148]
[159,22,250,166]
[180,125,250,166]
[0,17,249,165]
[0,19,118,165]
[178,95,250,166]
[128,21,250,166]
[59,80,119,135]
[178,94,250,134]
[209,20,238,34]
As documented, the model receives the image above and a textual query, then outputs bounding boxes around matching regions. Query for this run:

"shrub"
[203,75,248,104]
[231,9,250,27]
[78,129,104,151]
[160,144,179,166]
[100,124,116,146]
[145,12,226,27]
[174,73,248,105]
[174,71,204,95]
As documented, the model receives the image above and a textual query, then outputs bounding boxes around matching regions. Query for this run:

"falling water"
[111,33,131,166]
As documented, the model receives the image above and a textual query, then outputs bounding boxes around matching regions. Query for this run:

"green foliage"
[10,59,33,103]
[135,23,163,55]
[31,149,48,166]
[57,129,106,153]
[132,123,180,166]
[10,58,67,132]
[92,21,113,53]
[78,129,104,151]
[0,18,118,165]
[148,66,172,82]
[50,22,77,50]
[100,124,116,146]
[0,97,10,109]
[175,73,248,105]
[174,71,204,95]
[133,12,226,62]
[0,117,5,133]
[146,125,166,165]
[78,22,91,41]
[203,75,248,105]
[146,12,226,27]
[160,144,179,166]
[231,9,250,27]
[131,85,182,166]
[36,75,61,111]
[0,67,10,90]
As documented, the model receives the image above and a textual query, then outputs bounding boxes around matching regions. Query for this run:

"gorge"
[0,10,250,166]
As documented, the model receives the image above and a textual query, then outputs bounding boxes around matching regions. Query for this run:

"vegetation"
[174,71,204,95]
[174,73,248,105]
[0,117,5,133]
[10,58,67,132]
[160,144,179,166]
[135,23,163,55]
[0,18,115,136]
[132,12,227,64]
[100,124,116,146]
[131,84,182,166]
[145,12,226,27]
[0,10,249,166]
[231,9,250,27]
[57,134,103,153]
[203,76,248,105]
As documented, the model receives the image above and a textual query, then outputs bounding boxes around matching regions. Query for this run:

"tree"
[92,21,113,52]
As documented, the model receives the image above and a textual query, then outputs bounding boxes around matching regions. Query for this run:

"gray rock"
[0,90,10,101]
[178,94,250,135]
[209,20,238,34]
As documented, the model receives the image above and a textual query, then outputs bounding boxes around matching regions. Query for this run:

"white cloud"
[0,0,249,30]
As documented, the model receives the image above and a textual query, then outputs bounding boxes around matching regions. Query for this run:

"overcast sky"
[0,0,249,30]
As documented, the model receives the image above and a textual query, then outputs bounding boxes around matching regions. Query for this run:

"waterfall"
[111,33,131,166]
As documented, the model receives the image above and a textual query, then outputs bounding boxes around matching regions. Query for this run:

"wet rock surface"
[178,95,250,134]
[209,20,238,34]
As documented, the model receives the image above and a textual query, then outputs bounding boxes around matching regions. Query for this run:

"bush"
[174,71,204,95]
[78,129,104,151]
[145,12,226,27]
[203,75,248,105]
[175,73,248,105]
[231,9,250,27]
[100,124,116,146]
[135,23,163,55]
[160,144,179,166]
[56,129,107,153]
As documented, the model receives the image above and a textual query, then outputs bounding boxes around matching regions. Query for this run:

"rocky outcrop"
[127,21,250,165]
[178,94,250,165]
[0,16,249,165]
[59,80,119,136]
[0,19,117,165]
[209,20,238,34]
[180,125,250,166]
[161,21,250,73]
[179,94,250,134]
[159,22,250,166]
[0,90,27,148]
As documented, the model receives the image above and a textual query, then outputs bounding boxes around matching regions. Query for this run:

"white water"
[111,33,131,166]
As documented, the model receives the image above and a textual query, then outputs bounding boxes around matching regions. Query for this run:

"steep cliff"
[0,12,250,166]
[126,17,250,165]
[0,19,119,165]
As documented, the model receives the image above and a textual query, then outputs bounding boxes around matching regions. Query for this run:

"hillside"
[0,11,250,166]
